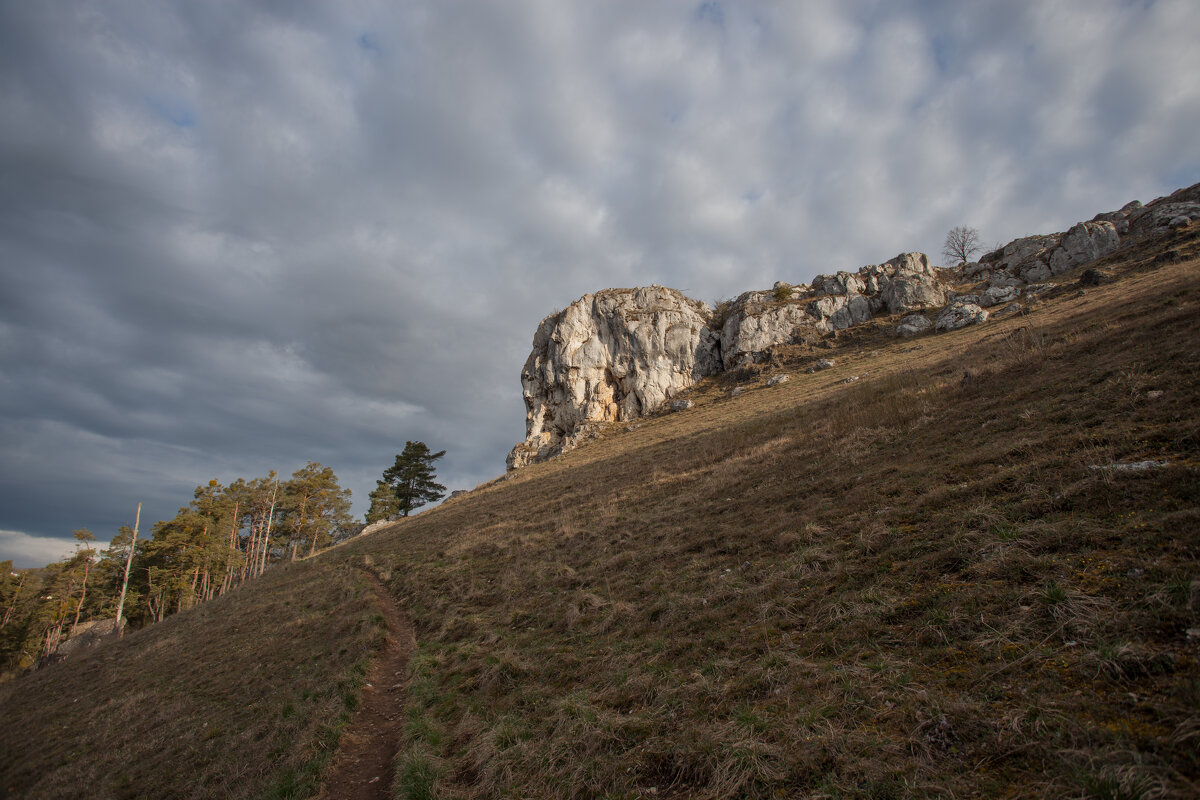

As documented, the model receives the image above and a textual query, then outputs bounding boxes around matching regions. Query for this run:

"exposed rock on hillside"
[719,252,944,368]
[508,286,720,470]
[508,182,1199,470]
[936,301,988,332]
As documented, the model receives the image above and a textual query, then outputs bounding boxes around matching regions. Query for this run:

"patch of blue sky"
[695,1,725,28]
[741,187,764,205]
[357,32,380,53]
[931,34,954,74]
[147,97,196,129]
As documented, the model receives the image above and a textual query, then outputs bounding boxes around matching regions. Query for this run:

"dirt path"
[316,570,415,800]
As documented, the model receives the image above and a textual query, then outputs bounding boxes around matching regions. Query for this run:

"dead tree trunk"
[114,503,141,637]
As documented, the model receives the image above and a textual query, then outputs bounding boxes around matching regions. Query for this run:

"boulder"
[935,302,988,333]
[881,272,944,313]
[979,285,1020,308]
[1020,261,1052,283]
[981,234,1061,277]
[896,314,932,337]
[508,286,720,469]
[53,618,122,659]
[669,398,694,411]
[1048,221,1119,275]
[766,374,790,387]
[720,300,815,369]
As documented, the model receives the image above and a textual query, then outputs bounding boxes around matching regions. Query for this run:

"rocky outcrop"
[1049,221,1120,275]
[508,286,719,470]
[718,299,816,370]
[507,182,1199,469]
[1126,183,1200,236]
[718,252,945,368]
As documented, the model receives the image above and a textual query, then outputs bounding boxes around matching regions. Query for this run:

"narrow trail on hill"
[316,569,415,800]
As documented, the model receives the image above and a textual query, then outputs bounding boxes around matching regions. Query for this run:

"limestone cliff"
[507,286,720,470]
[507,182,1199,470]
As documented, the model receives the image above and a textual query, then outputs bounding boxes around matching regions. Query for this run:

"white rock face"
[718,251,943,367]
[720,300,816,369]
[508,286,720,470]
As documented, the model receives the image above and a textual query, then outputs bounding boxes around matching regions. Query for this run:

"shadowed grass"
[0,560,385,800]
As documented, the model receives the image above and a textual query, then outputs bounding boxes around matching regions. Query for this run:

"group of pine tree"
[0,443,446,674]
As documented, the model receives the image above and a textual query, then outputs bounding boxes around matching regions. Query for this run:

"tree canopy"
[1,461,352,673]
[377,441,446,519]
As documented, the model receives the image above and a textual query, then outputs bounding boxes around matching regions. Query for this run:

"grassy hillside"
[0,559,385,800]
[2,227,1199,799]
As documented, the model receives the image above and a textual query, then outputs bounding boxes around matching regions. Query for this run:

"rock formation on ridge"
[507,286,720,470]
[507,182,1200,470]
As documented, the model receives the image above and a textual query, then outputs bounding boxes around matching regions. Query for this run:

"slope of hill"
[2,223,1199,799]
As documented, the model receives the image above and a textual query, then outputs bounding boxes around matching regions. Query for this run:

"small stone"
[669,398,694,412]
[991,302,1023,319]
[842,375,859,384]
[1145,390,1164,400]
[1087,460,1169,473]
[730,386,745,397]
[816,358,835,370]
[766,374,790,387]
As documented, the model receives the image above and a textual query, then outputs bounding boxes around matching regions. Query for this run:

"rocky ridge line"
[507,182,1200,470]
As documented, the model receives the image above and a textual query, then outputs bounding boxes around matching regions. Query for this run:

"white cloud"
[0,530,76,569]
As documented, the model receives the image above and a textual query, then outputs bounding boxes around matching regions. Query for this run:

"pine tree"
[365,480,401,524]
[380,441,447,517]
[282,461,353,558]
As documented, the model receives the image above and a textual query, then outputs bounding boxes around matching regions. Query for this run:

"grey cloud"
[2,0,1198,561]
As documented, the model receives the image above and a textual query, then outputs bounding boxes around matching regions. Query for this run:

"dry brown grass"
[0,559,385,800]
[2,227,1199,800]
[346,235,1200,799]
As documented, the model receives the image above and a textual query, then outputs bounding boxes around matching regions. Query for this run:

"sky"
[2,0,1199,567]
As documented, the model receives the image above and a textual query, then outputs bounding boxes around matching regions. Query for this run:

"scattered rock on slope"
[936,302,989,332]
[896,314,932,337]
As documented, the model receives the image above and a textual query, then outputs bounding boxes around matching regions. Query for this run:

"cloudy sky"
[2,0,1198,567]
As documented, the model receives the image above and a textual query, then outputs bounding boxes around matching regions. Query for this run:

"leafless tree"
[942,225,982,266]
